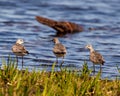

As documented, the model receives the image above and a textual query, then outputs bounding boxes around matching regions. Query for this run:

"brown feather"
[90,51,105,65]
[53,43,66,57]
[12,43,29,56]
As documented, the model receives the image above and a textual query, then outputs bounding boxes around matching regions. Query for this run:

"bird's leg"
[56,57,58,64]
[22,56,24,68]
[60,57,64,67]
[100,64,102,73]
[16,56,18,67]
[93,64,95,73]
[62,56,64,63]
[60,56,64,67]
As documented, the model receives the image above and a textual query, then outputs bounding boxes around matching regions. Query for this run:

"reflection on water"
[0,0,120,79]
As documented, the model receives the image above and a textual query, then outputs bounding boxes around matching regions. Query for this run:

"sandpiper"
[12,39,29,68]
[52,38,67,66]
[85,44,105,72]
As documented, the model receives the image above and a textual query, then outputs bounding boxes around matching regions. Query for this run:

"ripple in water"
[0,0,120,79]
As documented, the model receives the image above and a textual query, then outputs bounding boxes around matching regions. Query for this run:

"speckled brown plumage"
[12,43,29,56]
[12,39,29,68]
[52,38,66,65]
[90,51,105,65]
[86,44,105,72]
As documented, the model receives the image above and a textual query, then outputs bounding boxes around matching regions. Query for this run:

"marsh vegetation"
[0,57,120,96]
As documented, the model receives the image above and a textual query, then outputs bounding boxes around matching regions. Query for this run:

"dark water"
[0,0,120,79]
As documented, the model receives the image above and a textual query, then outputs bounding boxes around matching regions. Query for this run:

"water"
[0,0,120,79]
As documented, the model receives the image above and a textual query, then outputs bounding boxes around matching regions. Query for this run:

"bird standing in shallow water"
[52,38,67,66]
[12,39,29,68]
[85,44,105,72]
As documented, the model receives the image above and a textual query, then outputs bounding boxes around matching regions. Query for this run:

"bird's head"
[85,44,94,52]
[52,37,60,44]
[16,39,24,44]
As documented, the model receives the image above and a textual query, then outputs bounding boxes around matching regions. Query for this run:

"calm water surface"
[0,0,120,79]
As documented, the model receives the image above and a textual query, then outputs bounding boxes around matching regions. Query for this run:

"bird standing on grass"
[52,38,67,66]
[85,44,105,72]
[12,39,29,68]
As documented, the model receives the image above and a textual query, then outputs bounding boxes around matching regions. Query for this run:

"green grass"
[0,57,120,96]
